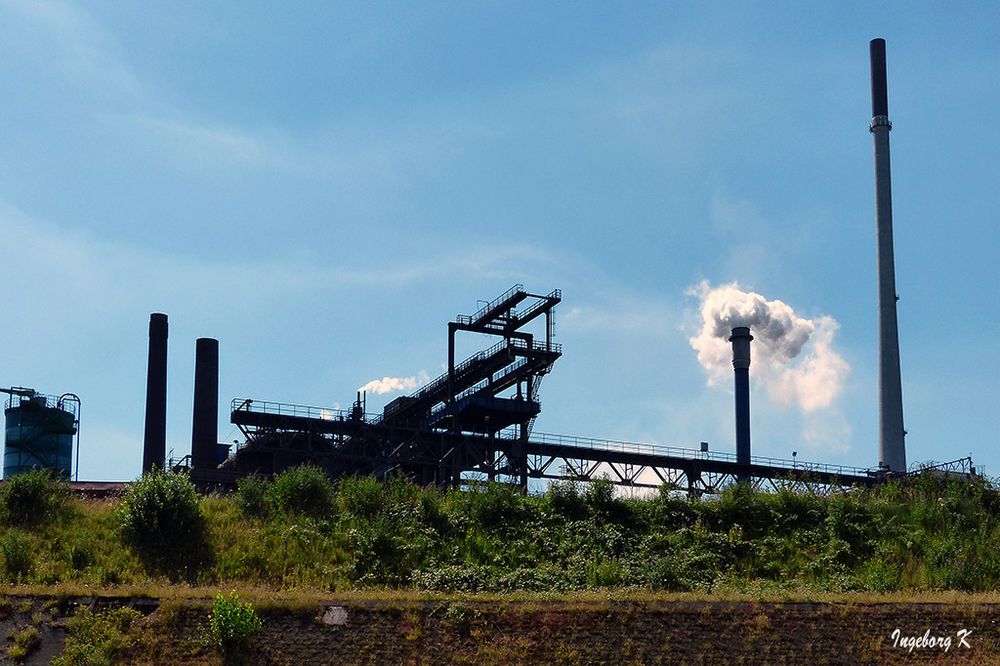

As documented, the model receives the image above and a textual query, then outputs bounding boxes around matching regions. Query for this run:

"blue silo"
[3,389,79,479]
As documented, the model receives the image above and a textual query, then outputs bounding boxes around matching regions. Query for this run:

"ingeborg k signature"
[890,628,972,653]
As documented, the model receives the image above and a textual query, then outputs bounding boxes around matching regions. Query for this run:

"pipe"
[191,337,219,470]
[870,38,907,472]
[729,326,753,481]
[142,313,168,474]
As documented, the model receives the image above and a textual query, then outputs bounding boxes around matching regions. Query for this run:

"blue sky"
[1,1,997,481]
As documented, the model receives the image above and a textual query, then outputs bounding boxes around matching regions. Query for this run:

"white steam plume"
[358,370,430,395]
[688,281,849,412]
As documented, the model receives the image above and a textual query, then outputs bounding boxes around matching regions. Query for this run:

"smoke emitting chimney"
[142,313,168,473]
[191,338,219,470]
[729,326,753,481]
[870,38,907,472]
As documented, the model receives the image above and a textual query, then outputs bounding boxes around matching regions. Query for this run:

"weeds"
[7,625,41,660]
[209,591,262,655]
[0,473,997,594]
[52,606,142,666]
[1,531,33,582]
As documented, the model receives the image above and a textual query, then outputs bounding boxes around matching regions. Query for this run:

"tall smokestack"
[191,338,219,470]
[729,326,752,481]
[870,38,907,472]
[142,313,168,473]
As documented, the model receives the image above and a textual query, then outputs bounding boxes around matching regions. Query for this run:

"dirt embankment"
[3,595,1000,664]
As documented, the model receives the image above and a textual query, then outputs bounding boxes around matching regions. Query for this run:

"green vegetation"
[52,606,143,666]
[7,625,41,660]
[1,530,33,582]
[209,591,262,654]
[0,469,69,528]
[117,470,209,580]
[2,467,1000,593]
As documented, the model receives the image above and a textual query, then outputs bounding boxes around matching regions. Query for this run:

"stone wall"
[2,595,999,664]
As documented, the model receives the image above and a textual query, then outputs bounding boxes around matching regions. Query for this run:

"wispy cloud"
[2,0,144,101]
[127,116,274,169]
[0,200,563,302]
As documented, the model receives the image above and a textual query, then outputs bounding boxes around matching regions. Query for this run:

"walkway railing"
[519,430,875,477]
[232,397,878,478]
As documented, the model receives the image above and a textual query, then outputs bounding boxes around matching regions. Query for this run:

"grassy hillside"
[1,467,999,594]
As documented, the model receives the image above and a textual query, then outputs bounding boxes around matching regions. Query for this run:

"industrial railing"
[514,288,562,323]
[457,284,525,326]
[506,430,875,478]
[509,338,562,355]
[230,398,379,423]
[230,398,877,479]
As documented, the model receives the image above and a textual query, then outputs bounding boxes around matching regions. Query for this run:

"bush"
[0,530,33,581]
[235,475,271,517]
[337,475,384,518]
[0,469,69,527]
[584,478,617,517]
[209,591,262,654]
[267,465,333,517]
[118,470,206,577]
[543,480,587,521]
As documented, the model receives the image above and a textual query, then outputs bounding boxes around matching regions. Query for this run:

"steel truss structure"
[215,285,978,495]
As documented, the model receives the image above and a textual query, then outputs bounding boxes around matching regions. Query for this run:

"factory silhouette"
[2,40,977,493]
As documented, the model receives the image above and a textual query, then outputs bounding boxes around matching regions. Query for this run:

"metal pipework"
[729,326,753,480]
[870,38,907,472]
[142,313,168,474]
[191,337,219,470]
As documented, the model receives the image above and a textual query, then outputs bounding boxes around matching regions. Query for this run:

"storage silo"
[3,389,79,479]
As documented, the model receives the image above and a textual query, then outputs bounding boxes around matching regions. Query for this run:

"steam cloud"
[359,370,430,395]
[688,281,849,412]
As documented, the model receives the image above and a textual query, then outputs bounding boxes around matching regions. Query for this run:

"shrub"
[0,530,33,581]
[337,475,384,518]
[467,483,530,528]
[209,591,262,654]
[118,470,206,577]
[584,478,617,517]
[235,475,271,517]
[267,465,333,517]
[543,480,587,521]
[0,469,69,527]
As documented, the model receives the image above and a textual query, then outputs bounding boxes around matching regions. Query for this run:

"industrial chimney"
[729,326,752,481]
[191,338,219,470]
[870,38,907,472]
[142,313,168,473]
